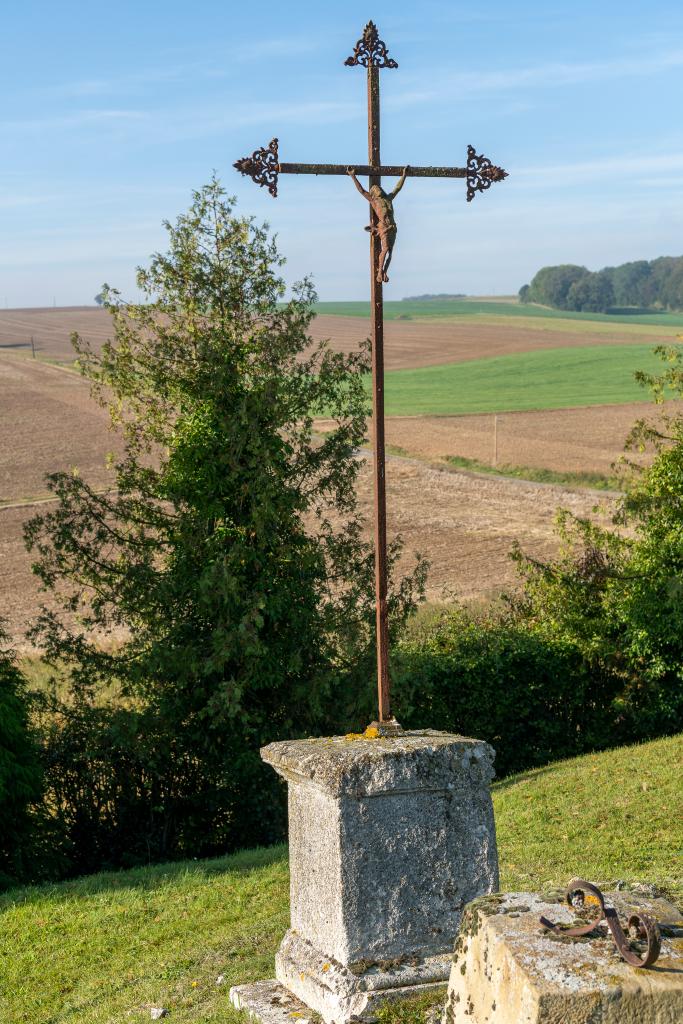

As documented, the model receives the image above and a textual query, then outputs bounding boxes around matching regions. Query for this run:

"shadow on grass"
[491,761,563,793]
[0,842,288,912]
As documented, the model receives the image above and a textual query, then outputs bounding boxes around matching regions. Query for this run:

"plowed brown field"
[1,357,118,504]
[0,306,675,368]
[0,306,649,645]
[0,307,114,364]
[1,352,618,646]
[318,402,669,476]
[0,451,614,648]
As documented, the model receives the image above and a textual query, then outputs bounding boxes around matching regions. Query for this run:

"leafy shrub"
[37,697,287,877]
[507,344,683,745]
[392,610,620,777]
[0,626,45,889]
[511,508,683,745]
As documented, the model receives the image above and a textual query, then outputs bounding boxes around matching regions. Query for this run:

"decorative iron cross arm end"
[466,145,508,203]
[234,137,280,198]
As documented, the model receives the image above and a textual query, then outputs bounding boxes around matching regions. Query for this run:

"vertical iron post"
[367,65,391,723]
[234,21,508,730]
[493,414,498,467]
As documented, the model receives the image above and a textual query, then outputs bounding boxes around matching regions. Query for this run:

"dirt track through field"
[358,454,615,604]
[0,307,675,369]
[316,399,672,477]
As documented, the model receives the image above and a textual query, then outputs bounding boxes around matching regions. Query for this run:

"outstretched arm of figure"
[390,166,409,199]
[347,168,371,200]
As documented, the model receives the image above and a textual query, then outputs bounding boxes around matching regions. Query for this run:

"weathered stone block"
[229,730,498,1023]
[264,731,499,969]
[444,891,683,1024]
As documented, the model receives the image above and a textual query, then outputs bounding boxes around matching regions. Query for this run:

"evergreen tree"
[25,180,426,867]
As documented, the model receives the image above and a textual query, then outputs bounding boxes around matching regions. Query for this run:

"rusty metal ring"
[539,878,662,969]
[622,912,662,968]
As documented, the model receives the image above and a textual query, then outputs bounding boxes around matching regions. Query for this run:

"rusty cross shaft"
[235,21,507,730]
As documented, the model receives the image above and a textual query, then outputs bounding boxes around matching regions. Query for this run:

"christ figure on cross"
[347,165,408,283]
[235,20,507,730]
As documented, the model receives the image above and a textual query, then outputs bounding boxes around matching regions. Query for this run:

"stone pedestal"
[444,891,683,1024]
[231,730,499,1024]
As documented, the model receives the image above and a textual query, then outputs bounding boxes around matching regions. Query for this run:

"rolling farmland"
[313,297,683,327]
[1,300,672,646]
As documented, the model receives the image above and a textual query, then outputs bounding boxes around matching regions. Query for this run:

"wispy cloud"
[231,34,325,62]
[0,93,357,147]
[389,46,683,109]
[128,98,359,146]
[0,193,59,210]
[43,37,322,100]
[44,62,222,100]
[0,109,148,136]
[514,150,683,188]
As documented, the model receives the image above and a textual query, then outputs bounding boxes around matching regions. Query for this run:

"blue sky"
[2,0,683,306]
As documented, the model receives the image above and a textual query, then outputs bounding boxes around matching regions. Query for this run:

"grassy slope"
[315,299,683,328]
[377,343,664,415]
[1,734,681,1024]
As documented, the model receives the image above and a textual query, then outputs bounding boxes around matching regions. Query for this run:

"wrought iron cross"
[235,21,507,733]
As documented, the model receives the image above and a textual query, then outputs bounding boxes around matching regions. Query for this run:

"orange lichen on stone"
[344,727,380,740]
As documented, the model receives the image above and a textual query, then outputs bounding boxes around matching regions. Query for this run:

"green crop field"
[373,343,666,416]
[314,298,683,327]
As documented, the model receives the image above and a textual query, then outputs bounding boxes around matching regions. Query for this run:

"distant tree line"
[519,257,683,313]
[401,293,466,301]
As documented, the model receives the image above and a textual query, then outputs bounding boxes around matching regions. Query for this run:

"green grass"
[376,344,666,415]
[1,734,680,1023]
[443,454,620,490]
[494,733,683,894]
[20,654,125,706]
[315,298,683,328]
[0,846,290,1024]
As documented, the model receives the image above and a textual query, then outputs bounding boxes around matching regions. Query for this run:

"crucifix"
[235,21,507,734]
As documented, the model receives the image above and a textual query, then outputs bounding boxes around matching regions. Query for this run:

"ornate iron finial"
[233,137,280,198]
[466,145,508,202]
[344,21,398,69]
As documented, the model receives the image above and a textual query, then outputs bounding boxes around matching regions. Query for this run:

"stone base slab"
[274,929,450,1022]
[444,891,683,1024]
[230,980,316,1024]
[231,975,448,1024]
